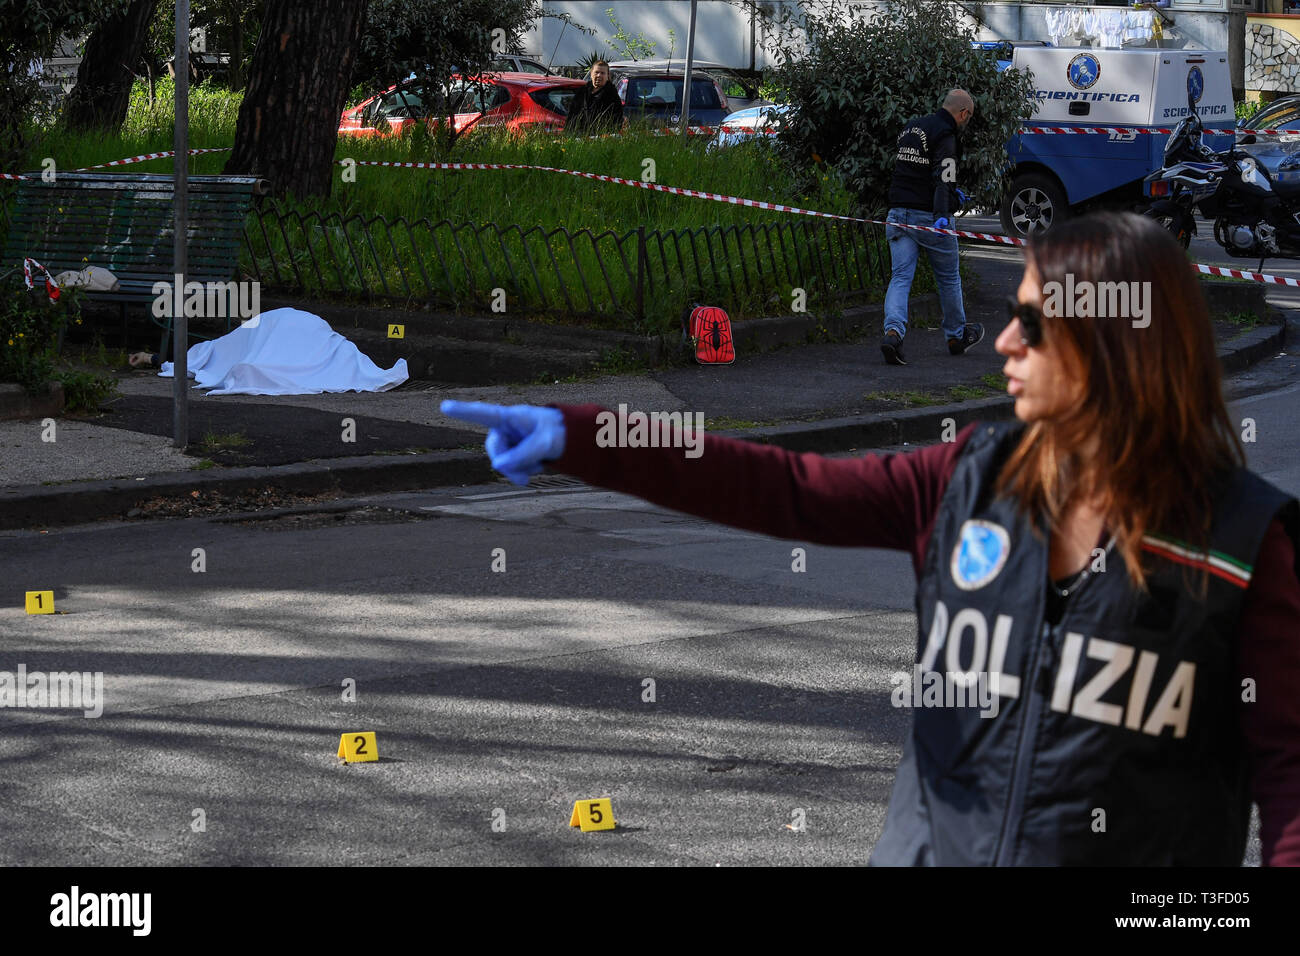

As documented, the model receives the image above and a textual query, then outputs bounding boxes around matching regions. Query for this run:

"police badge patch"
[951,520,1011,591]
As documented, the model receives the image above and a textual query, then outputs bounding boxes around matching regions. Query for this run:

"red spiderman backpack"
[683,305,735,365]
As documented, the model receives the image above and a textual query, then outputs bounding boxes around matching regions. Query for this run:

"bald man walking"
[880,89,984,366]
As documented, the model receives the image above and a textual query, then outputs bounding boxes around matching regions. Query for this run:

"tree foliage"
[0,0,127,166]
[351,0,545,153]
[146,0,262,90]
[761,0,1037,216]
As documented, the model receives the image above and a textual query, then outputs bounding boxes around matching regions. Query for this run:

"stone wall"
[1245,15,1300,92]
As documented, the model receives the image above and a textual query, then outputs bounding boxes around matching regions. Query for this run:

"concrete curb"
[0,315,1286,530]
[1216,317,1288,374]
[265,293,939,376]
[0,382,64,422]
[0,449,494,531]
[732,395,1018,452]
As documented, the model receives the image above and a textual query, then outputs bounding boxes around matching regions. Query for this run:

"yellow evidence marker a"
[569,798,615,832]
[337,732,378,763]
[387,324,405,339]
[25,591,54,615]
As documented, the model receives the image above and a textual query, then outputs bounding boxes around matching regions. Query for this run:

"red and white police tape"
[1023,126,1294,137]
[10,142,1300,289]
[21,257,60,302]
[344,157,870,222]
[0,147,232,179]
[1,121,1292,181]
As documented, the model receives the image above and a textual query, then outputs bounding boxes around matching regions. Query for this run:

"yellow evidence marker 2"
[337,732,378,763]
[387,324,404,339]
[25,591,54,615]
[569,798,615,832]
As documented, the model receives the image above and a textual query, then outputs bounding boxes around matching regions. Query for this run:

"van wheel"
[1000,174,1069,240]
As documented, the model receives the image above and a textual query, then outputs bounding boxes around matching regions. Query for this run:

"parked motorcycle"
[1143,92,1300,264]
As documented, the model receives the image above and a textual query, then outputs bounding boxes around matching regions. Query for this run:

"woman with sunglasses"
[442,211,1300,865]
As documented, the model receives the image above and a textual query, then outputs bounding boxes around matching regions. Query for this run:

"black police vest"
[871,420,1300,865]
[887,110,960,213]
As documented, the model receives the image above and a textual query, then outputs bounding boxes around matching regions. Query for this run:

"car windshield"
[499,58,549,75]
[374,83,436,119]
[371,80,508,121]
[529,86,579,116]
[455,82,510,113]
[714,73,757,99]
[1247,98,1300,131]
[624,77,721,111]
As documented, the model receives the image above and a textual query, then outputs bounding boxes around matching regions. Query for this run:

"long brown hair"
[994,211,1245,594]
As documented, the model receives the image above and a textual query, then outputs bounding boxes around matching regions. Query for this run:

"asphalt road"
[3,348,1296,865]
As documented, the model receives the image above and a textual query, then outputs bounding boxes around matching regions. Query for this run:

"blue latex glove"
[934,217,951,230]
[955,187,970,206]
[441,400,566,486]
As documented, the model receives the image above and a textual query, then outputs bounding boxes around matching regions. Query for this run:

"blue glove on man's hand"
[955,187,970,206]
[441,400,566,486]
[934,217,951,231]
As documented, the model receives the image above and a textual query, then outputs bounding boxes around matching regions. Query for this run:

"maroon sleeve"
[549,404,973,576]
[1238,516,1300,867]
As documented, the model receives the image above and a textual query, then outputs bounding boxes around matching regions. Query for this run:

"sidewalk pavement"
[0,254,1290,529]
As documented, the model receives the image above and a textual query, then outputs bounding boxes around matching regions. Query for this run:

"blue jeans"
[884,207,967,341]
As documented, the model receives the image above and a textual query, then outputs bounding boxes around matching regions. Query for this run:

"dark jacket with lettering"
[887,108,961,219]
[870,420,1300,865]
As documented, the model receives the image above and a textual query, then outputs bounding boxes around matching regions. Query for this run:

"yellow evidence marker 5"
[337,732,378,763]
[569,798,615,832]
[25,591,54,615]
[387,324,405,339]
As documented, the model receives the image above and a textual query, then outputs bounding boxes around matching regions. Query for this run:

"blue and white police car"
[999,46,1235,239]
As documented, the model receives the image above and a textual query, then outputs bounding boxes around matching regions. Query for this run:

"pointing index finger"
[440,399,507,428]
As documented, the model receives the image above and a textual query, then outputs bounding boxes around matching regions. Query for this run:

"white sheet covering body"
[159,308,408,396]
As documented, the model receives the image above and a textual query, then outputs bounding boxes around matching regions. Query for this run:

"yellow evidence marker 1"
[337,732,378,763]
[25,591,54,615]
[569,798,615,832]
[387,324,404,339]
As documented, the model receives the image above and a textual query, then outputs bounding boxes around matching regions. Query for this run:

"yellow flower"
[6,339,12,346]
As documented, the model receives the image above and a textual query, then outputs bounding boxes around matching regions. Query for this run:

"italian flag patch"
[1141,533,1253,589]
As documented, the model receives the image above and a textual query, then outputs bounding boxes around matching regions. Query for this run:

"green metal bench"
[2,171,267,354]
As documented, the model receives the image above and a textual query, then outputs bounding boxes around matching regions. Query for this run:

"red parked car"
[338,73,587,137]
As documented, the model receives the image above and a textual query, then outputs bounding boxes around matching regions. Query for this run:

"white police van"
[999,47,1234,239]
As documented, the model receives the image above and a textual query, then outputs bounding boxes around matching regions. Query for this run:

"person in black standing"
[881,89,984,366]
[564,60,624,134]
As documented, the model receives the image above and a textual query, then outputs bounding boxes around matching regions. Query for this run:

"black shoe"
[881,329,906,366]
[948,323,985,356]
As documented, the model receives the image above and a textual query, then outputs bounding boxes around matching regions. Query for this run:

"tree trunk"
[229,11,244,92]
[223,0,367,200]
[62,0,160,132]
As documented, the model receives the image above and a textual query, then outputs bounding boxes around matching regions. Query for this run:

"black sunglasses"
[1005,295,1043,347]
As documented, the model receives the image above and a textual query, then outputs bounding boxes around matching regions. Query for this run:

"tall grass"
[15,79,853,230]
[326,123,853,233]
[16,78,239,176]
[5,79,898,331]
